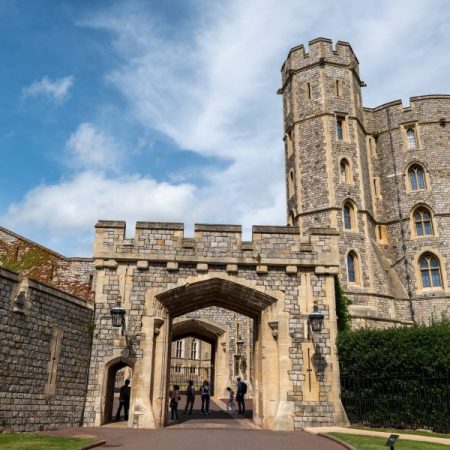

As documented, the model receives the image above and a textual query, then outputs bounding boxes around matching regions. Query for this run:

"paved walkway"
[306,426,450,446]
[46,399,345,449]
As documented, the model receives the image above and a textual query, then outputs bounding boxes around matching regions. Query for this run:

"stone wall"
[0,267,93,431]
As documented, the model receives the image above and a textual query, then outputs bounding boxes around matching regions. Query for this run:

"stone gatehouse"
[83,222,347,430]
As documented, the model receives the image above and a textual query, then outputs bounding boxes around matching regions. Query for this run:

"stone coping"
[0,266,20,281]
[195,224,242,232]
[137,221,184,230]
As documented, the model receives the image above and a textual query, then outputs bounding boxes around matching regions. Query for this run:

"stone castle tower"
[279,37,450,327]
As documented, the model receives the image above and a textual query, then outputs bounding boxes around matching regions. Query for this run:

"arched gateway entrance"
[84,221,347,431]
[154,278,279,428]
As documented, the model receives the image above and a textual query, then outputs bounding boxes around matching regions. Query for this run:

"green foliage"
[334,276,351,332]
[329,433,450,450]
[338,322,450,433]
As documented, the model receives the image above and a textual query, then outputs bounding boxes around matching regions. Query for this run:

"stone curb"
[78,439,106,450]
[317,433,357,450]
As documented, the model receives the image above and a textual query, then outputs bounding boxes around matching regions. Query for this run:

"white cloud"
[67,123,121,170]
[1,171,197,254]
[5,0,449,255]
[22,75,74,103]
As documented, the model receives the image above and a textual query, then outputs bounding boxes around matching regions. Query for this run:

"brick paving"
[46,399,345,449]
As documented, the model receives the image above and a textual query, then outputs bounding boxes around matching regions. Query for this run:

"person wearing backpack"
[236,377,247,414]
[184,380,196,415]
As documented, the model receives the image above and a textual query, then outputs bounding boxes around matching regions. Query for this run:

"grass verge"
[350,426,450,439]
[328,432,450,450]
[0,433,97,450]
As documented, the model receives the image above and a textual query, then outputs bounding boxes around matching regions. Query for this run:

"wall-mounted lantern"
[110,295,126,335]
[308,301,324,335]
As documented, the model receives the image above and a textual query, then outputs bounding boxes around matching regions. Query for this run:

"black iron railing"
[340,375,450,433]
[169,366,212,393]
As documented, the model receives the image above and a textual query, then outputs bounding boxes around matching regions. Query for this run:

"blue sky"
[1,0,449,255]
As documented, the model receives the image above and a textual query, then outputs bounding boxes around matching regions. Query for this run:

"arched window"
[288,170,295,197]
[406,128,416,149]
[347,251,361,284]
[343,201,356,230]
[419,253,442,288]
[190,339,198,360]
[409,165,426,191]
[336,118,344,141]
[414,207,433,236]
[175,340,183,358]
[340,159,351,183]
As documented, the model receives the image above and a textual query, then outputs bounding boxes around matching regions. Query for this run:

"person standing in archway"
[170,384,181,422]
[184,380,195,415]
[200,380,211,414]
[236,377,247,415]
[115,379,131,421]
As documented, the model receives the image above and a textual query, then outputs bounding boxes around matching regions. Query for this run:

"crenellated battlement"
[363,94,450,134]
[94,221,339,270]
[281,37,358,76]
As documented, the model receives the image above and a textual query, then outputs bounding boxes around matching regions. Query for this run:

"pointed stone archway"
[171,318,227,396]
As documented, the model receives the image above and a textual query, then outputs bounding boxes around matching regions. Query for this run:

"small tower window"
[288,170,295,197]
[335,80,342,98]
[409,165,426,191]
[288,210,295,226]
[406,128,417,149]
[347,251,361,284]
[419,253,442,288]
[414,207,433,236]
[306,82,312,100]
[343,201,356,230]
[340,159,351,183]
[336,118,344,141]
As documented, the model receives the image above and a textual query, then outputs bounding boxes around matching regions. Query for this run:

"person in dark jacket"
[184,380,196,414]
[236,377,247,414]
[200,380,211,414]
[116,379,131,420]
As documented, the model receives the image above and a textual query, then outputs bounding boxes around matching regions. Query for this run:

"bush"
[338,321,450,432]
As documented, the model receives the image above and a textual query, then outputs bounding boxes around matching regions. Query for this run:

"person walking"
[200,380,211,414]
[226,386,235,413]
[169,384,181,422]
[115,379,131,421]
[236,377,247,415]
[184,380,195,414]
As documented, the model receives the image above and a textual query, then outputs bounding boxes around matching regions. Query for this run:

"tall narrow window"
[175,340,183,359]
[288,210,295,226]
[419,253,442,288]
[306,82,312,100]
[414,207,433,236]
[409,165,426,191]
[406,128,416,149]
[288,170,295,197]
[190,339,198,360]
[335,80,341,98]
[340,159,351,183]
[343,201,356,230]
[347,251,360,284]
[336,118,344,141]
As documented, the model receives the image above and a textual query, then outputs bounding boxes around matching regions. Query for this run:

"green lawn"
[350,426,450,439]
[0,433,97,450]
[328,433,450,450]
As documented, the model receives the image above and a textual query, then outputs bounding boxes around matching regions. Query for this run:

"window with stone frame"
[288,170,295,197]
[406,127,417,150]
[414,207,434,236]
[347,251,361,284]
[336,117,344,141]
[409,164,426,191]
[343,201,356,230]
[419,253,442,288]
[190,339,198,360]
[306,82,312,100]
[175,365,181,374]
[339,158,351,183]
[335,79,342,98]
[175,339,184,359]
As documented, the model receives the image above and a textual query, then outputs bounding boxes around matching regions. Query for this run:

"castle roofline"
[364,94,450,113]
